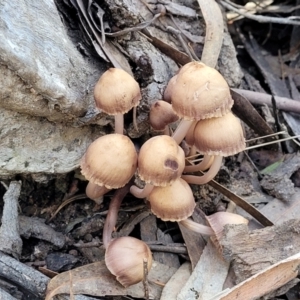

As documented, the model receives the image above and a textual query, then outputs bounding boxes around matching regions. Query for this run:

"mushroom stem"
[179,218,214,235]
[182,155,223,184]
[133,107,138,132]
[102,180,132,248]
[130,183,154,199]
[86,181,110,205]
[189,145,197,157]
[114,114,124,134]
[184,155,214,173]
[172,120,196,144]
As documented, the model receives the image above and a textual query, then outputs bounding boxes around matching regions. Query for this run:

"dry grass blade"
[205,175,273,227]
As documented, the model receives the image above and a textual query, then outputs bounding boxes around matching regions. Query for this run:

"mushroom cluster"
[79,64,248,287]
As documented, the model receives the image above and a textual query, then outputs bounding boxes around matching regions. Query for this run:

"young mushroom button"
[94,68,142,134]
[149,100,179,135]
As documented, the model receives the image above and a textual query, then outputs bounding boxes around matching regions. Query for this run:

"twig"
[143,258,149,300]
[0,181,22,259]
[220,0,300,25]
[197,0,224,67]
[148,244,187,254]
[233,88,300,114]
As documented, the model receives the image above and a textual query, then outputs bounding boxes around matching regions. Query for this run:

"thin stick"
[245,134,300,150]
[143,258,149,300]
[220,0,300,25]
[234,88,300,114]
[197,0,224,68]
[246,131,286,143]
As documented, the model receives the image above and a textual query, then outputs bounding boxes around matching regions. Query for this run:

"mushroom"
[182,112,246,184]
[105,236,152,287]
[167,62,233,144]
[130,135,185,198]
[149,100,179,135]
[94,68,142,134]
[180,211,248,239]
[148,178,196,221]
[80,133,138,189]
[147,177,248,238]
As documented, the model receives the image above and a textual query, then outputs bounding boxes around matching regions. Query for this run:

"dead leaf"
[160,262,191,300]
[45,260,177,300]
[177,240,229,300]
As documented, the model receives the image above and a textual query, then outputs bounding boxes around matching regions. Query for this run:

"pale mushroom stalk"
[184,155,214,173]
[102,180,132,248]
[114,114,124,134]
[179,218,214,235]
[86,181,111,205]
[179,211,248,237]
[172,120,196,144]
[130,183,154,199]
[189,144,197,157]
[182,155,223,184]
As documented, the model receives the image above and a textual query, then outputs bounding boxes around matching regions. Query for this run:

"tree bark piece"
[0,251,49,299]
[0,181,22,259]
[220,220,300,284]
[19,216,65,248]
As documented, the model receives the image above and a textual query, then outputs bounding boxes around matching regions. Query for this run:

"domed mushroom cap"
[105,236,152,287]
[80,134,137,189]
[138,135,185,186]
[149,100,179,131]
[94,68,141,115]
[194,112,246,157]
[148,178,196,221]
[171,62,233,120]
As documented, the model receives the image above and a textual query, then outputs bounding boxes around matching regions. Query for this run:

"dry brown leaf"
[177,240,229,300]
[211,251,300,300]
[160,262,191,300]
[45,260,177,300]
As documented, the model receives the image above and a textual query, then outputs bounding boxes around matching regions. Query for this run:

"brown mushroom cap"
[105,236,152,287]
[148,178,196,221]
[94,68,141,115]
[193,112,245,157]
[80,134,137,189]
[149,100,179,131]
[137,135,185,186]
[171,62,233,120]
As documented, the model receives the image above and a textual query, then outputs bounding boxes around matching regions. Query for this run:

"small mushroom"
[149,100,179,135]
[148,178,196,221]
[180,211,248,239]
[94,68,142,134]
[168,62,234,144]
[182,112,245,184]
[80,134,138,189]
[105,236,152,287]
[130,135,185,198]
